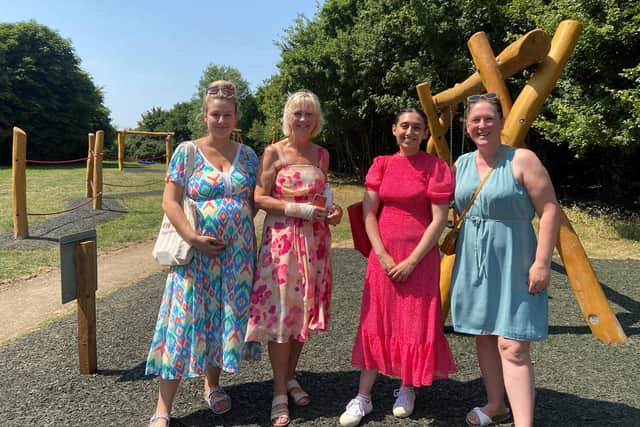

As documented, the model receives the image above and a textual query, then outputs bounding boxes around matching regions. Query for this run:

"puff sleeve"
[426,156,454,205]
[166,142,190,186]
[364,155,390,192]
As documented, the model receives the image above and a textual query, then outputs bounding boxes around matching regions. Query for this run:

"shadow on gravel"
[170,372,640,427]
[0,197,127,251]
[98,361,148,382]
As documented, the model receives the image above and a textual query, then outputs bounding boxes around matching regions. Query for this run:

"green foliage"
[255,0,497,175]
[0,20,115,165]
[247,0,640,206]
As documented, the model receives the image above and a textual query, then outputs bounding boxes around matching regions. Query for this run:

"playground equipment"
[417,20,627,343]
[115,128,243,172]
[116,130,174,171]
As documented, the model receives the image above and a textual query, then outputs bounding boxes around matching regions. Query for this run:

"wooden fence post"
[165,135,173,170]
[12,127,28,239]
[93,130,104,210]
[117,131,124,171]
[75,240,97,374]
[85,133,95,198]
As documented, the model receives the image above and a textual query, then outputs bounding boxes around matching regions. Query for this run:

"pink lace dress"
[351,151,457,386]
[245,145,332,344]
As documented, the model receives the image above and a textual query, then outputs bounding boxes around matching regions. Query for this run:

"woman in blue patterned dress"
[146,80,259,427]
[450,94,560,427]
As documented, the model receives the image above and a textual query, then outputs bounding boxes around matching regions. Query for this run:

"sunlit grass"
[560,204,640,260]
[0,161,166,233]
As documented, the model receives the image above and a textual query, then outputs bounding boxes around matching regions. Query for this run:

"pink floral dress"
[245,145,332,344]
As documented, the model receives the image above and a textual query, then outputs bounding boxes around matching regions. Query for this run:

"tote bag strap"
[182,141,197,198]
[454,146,509,229]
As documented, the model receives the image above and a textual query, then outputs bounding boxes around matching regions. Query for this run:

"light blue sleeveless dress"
[450,145,548,341]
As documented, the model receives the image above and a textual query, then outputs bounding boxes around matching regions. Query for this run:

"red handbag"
[347,201,371,257]
[348,156,390,257]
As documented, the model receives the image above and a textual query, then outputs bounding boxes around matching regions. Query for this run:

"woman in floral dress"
[146,80,259,427]
[245,90,343,427]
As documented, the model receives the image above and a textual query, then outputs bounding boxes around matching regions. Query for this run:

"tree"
[258,0,477,175]
[0,20,114,164]
[251,0,640,206]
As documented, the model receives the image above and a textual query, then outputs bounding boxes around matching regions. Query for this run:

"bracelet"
[284,202,315,220]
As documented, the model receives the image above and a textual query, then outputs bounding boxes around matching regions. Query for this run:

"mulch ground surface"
[1,248,638,426]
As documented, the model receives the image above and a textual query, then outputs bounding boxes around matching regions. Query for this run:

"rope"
[26,157,88,164]
[27,197,94,216]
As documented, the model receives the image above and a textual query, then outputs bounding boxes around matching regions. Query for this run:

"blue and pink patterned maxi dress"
[146,141,259,379]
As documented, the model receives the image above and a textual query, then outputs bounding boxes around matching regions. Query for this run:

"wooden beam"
[120,130,175,137]
[435,29,551,109]
[467,31,514,119]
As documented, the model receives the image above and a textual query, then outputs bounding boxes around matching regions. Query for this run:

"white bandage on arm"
[284,202,315,220]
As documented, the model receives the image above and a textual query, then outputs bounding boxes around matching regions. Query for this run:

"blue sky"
[1,0,323,129]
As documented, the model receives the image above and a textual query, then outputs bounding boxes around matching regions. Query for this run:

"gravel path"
[1,251,638,426]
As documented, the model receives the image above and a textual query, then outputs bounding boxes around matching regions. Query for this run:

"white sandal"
[148,412,170,427]
[205,386,232,415]
[271,394,290,427]
[286,378,310,406]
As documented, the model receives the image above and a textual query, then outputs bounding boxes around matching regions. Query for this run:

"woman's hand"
[376,252,396,275]
[311,205,328,222]
[388,258,417,282]
[528,261,551,295]
[325,204,343,225]
[191,235,226,258]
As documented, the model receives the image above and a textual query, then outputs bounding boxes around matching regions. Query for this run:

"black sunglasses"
[467,92,499,103]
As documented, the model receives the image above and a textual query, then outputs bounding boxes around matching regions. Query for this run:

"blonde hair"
[281,89,325,137]
[201,80,240,118]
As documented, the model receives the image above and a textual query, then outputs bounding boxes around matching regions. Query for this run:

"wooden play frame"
[116,130,175,171]
[418,20,626,344]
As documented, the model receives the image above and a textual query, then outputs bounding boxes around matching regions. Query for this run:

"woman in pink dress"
[245,90,343,427]
[340,108,457,427]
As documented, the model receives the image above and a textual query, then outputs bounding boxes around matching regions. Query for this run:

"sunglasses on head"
[205,86,235,97]
[467,92,499,103]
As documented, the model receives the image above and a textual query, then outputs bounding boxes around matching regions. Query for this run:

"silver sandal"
[149,412,170,427]
[205,386,232,415]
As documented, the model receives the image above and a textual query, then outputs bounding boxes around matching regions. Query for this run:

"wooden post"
[502,20,582,148]
[85,133,95,198]
[434,29,551,109]
[439,254,456,320]
[12,127,28,239]
[93,130,104,210]
[117,131,124,171]
[416,82,452,165]
[75,240,97,374]
[165,134,173,170]
[467,31,514,119]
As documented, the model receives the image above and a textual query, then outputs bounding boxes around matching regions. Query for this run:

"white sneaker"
[339,397,373,427]
[392,386,415,418]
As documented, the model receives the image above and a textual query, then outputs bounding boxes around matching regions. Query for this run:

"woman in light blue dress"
[450,94,560,427]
